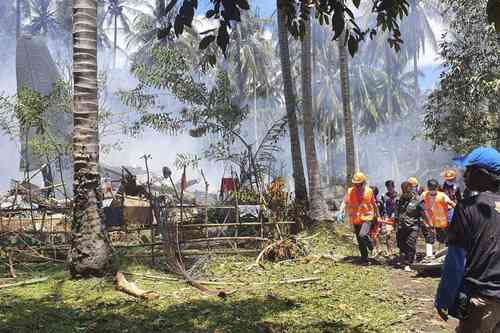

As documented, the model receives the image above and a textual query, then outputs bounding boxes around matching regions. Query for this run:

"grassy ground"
[0,224,454,333]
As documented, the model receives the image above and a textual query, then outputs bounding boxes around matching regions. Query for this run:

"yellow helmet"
[444,170,457,181]
[408,177,419,187]
[352,172,367,184]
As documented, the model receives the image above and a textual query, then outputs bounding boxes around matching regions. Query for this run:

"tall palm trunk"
[338,31,356,186]
[16,0,22,37]
[490,103,500,150]
[69,0,112,277]
[113,15,118,68]
[496,32,500,150]
[413,54,419,101]
[157,0,165,15]
[301,14,328,220]
[277,0,308,204]
[411,0,419,101]
[234,25,245,102]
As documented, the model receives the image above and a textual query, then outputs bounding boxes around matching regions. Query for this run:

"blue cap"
[453,147,500,174]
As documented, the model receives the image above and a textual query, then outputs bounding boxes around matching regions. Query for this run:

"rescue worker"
[344,172,377,264]
[408,177,424,195]
[435,147,500,332]
[422,179,456,253]
[382,180,398,256]
[442,169,462,204]
[407,176,436,257]
[369,186,384,257]
[395,181,422,271]
[442,169,462,225]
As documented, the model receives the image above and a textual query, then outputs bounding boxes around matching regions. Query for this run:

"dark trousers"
[398,226,418,265]
[354,222,373,260]
[436,227,448,244]
[421,222,435,244]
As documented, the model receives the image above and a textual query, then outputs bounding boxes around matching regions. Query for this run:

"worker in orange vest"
[344,172,377,264]
[422,179,456,256]
[442,170,462,204]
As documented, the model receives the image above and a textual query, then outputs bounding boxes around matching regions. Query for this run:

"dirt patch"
[391,269,457,332]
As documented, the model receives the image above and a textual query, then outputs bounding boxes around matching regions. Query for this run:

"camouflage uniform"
[395,193,422,265]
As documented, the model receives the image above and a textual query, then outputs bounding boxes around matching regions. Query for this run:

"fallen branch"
[255,243,276,267]
[123,272,180,281]
[0,277,48,289]
[159,215,231,298]
[122,272,319,286]
[12,248,65,263]
[305,253,337,264]
[297,232,321,241]
[115,272,160,300]
[267,277,320,285]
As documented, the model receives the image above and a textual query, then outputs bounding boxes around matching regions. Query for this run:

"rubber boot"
[426,243,434,258]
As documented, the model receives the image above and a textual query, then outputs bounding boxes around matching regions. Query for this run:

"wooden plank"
[124,249,258,258]
[182,237,269,243]
[179,221,295,228]
[164,205,237,210]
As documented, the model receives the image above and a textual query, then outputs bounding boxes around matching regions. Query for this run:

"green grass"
[0,224,442,333]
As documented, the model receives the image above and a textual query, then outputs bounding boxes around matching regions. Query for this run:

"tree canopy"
[158,0,411,56]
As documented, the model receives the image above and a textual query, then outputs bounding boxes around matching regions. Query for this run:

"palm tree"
[276,0,308,207]
[337,29,356,185]
[69,0,112,277]
[28,0,60,36]
[301,12,328,220]
[99,0,140,67]
[16,0,22,37]
[400,0,438,99]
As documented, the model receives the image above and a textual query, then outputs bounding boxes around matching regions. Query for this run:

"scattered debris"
[115,272,160,300]
[255,238,307,267]
[0,276,48,289]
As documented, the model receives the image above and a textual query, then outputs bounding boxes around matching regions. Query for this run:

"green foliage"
[0,224,447,333]
[0,81,72,159]
[121,45,247,146]
[165,0,411,56]
[121,46,244,139]
[121,44,288,181]
[16,86,46,128]
[424,0,500,153]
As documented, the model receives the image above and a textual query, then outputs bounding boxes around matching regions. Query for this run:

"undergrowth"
[0,223,444,333]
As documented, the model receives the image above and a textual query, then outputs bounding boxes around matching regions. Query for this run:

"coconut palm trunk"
[496,32,500,150]
[277,0,308,205]
[413,55,419,101]
[69,0,112,277]
[338,31,356,186]
[113,14,118,68]
[16,0,22,37]
[301,14,328,220]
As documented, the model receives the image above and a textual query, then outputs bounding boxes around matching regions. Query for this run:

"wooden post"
[180,165,186,225]
[200,169,210,251]
[260,206,264,239]
[140,154,155,265]
[6,183,19,229]
[234,191,239,249]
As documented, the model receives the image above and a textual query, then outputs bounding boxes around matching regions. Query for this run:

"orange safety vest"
[345,187,376,225]
[422,191,449,228]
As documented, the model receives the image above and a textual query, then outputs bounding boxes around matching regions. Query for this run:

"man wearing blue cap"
[435,147,500,332]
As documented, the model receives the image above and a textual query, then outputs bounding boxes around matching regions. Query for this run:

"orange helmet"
[444,170,457,181]
[408,177,419,187]
[352,172,367,184]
